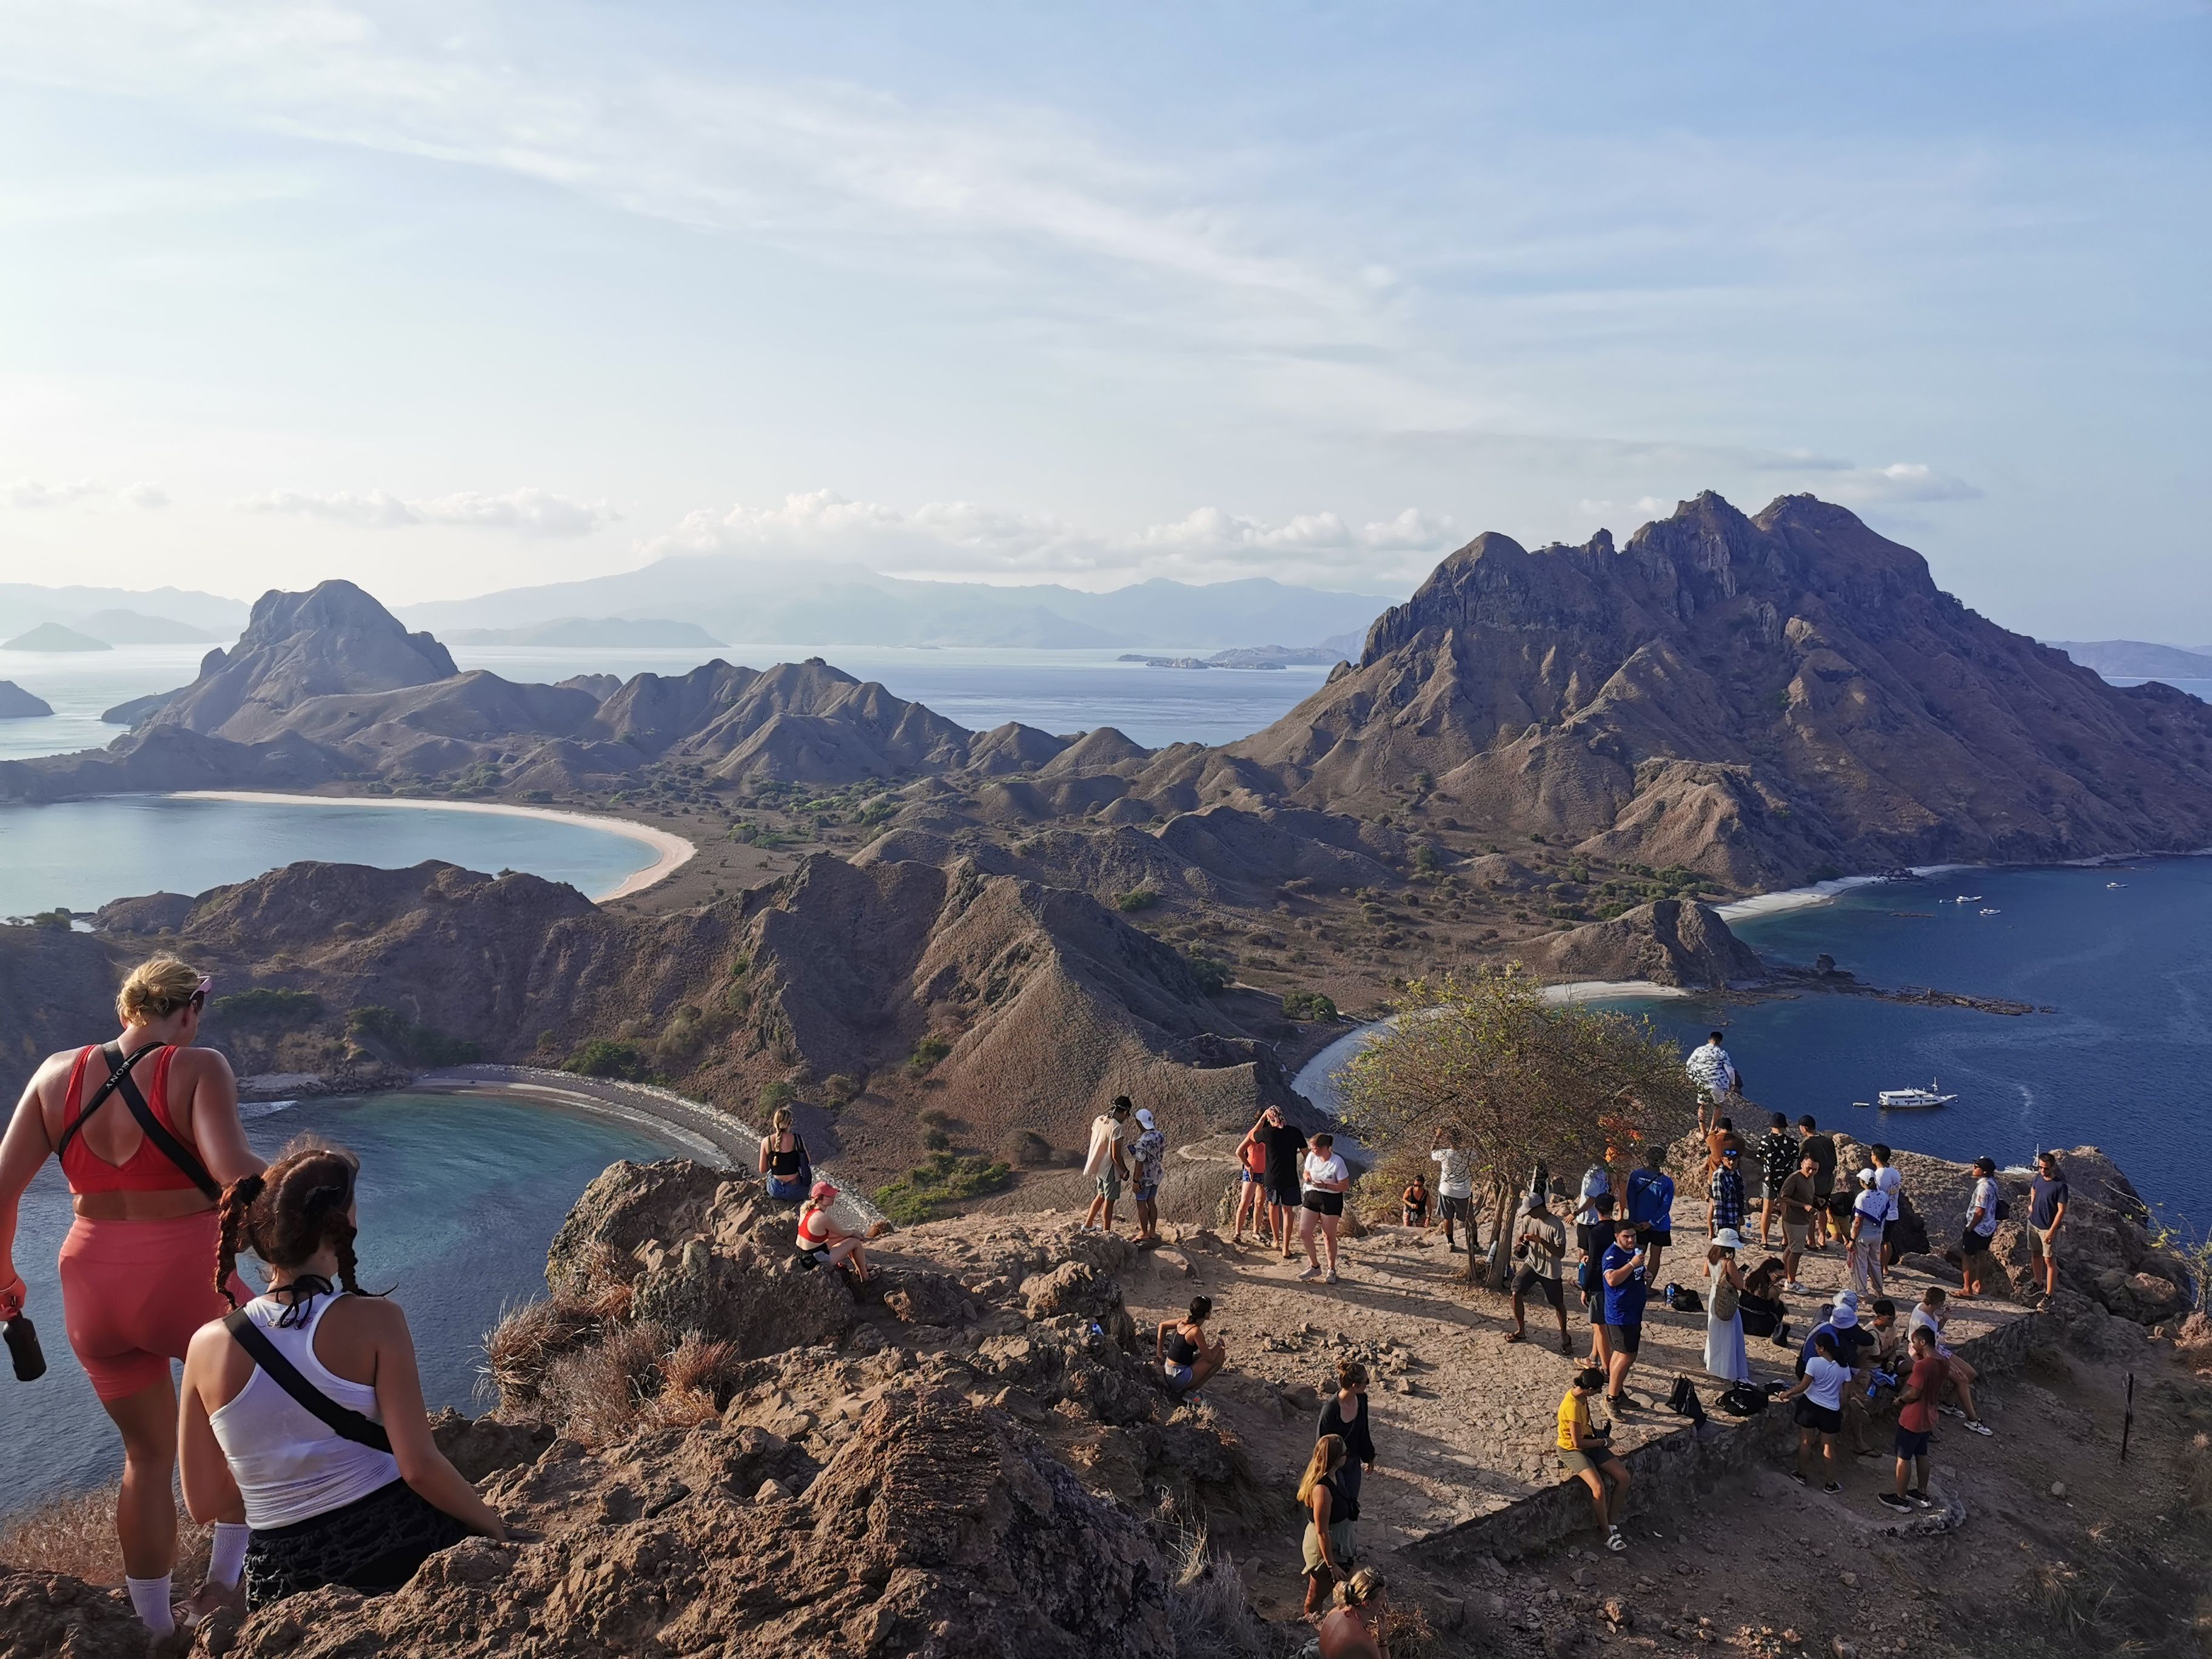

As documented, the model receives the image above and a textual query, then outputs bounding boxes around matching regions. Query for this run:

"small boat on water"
[1979,907,2001,915]
[2108,881,2125,889]
[1955,894,1981,903]
[1877,1080,1957,1110]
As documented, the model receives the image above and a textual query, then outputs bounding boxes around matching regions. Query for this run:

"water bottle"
[4,1314,44,1383]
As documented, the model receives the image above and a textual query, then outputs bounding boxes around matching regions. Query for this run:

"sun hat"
[1135,1108,1156,1129]
[1858,1167,1879,1185]
[1713,1227,1745,1251]
[809,1180,838,1202]
[1830,1302,1859,1328]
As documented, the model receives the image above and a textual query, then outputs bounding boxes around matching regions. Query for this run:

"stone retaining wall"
[1403,1302,2042,1569]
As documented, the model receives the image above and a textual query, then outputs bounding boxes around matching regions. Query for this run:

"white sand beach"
[172,791,696,901]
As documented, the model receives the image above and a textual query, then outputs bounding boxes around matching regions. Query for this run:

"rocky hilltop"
[1213,493,2212,886]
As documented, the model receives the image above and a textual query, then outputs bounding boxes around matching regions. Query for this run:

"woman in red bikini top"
[0,956,265,1637]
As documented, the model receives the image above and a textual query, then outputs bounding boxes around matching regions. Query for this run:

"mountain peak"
[237,579,458,677]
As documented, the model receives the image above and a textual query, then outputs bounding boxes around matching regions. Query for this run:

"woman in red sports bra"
[0,956,265,1637]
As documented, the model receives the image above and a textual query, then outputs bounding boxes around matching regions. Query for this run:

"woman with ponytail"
[178,1139,505,1610]
[0,956,263,1635]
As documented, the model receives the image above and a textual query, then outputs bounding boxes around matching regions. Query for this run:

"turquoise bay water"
[1,1090,680,1510]
[0,795,659,917]
[1604,857,2212,1215]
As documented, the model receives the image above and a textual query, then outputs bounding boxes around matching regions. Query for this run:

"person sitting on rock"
[1155,1295,1225,1402]
[1318,1566,1389,1659]
[1298,1432,1359,1618]
[1906,1286,1991,1436]
[756,1107,811,1202]
[178,1141,507,1612]
[1557,1366,1630,1553]
[796,1181,875,1282]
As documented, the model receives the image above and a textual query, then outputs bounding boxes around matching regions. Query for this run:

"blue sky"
[1,1,2205,637]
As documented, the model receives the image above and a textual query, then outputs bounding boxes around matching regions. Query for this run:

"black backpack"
[1718,1381,1769,1416]
[1665,1376,1708,1424]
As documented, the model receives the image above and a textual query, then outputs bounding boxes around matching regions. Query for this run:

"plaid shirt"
[1709,1165,1746,1232]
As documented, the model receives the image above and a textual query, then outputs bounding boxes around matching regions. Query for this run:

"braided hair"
[215,1137,371,1316]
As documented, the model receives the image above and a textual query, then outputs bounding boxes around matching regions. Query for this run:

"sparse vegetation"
[346,1005,481,1067]
[1114,886,1160,913]
[821,1072,861,1107]
[1280,989,1339,1022]
[209,987,325,1027]
[907,1033,953,1076]
[1185,953,1230,996]
[561,1039,655,1082]
[873,1151,1013,1224]
[759,1080,798,1113]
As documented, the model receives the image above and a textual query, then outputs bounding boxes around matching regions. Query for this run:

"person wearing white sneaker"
[1880,1325,1946,1513]
[1557,1367,1631,1552]
[1299,1134,1352,1283]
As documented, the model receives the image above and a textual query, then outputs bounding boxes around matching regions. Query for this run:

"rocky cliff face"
[1224,493,2212,885]
[1524,897,1766,989]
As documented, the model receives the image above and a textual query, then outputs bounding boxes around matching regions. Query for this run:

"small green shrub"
[821,1073,860,1107]
[873,1153,1013,1225]
[907,1034,953,1076]
[759,1080,797,1113]
[1281,990,1338,1022]
[346,1006,480,1068]
[210,988,325,1028]
[1186,954,1230,996]
[561,1039,654,1082]
[1114,887,1160,913]
[922,1127,951,1151]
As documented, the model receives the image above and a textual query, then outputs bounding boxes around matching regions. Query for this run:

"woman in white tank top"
[178,1140,506,1610]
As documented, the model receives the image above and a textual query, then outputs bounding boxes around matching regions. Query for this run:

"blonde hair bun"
[116,957,204,1026]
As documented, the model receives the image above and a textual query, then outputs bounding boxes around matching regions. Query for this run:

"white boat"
[1979,907,2000,916]
[1955,894,1981,903]
[1877,1080,1956,1110]
[2107,881,2125,889]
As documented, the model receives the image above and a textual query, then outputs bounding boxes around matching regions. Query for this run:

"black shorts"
[1302,1190,1344,1217]
[1607,1321,1643,1355]
[1513,1267,1563,1309]
[1645,1227,1673,1248]
[1267,1179,1301,1207]
[1794,1399,1843,1435]
[1894,1426,1931,1460]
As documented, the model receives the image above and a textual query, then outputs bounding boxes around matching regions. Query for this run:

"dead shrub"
[660,1332,742,1401]
[638,1386,722,1433]
[0,1487,208,1587]
[483,1295,603,1409]
[539,1319,674,1447]
[1000,1130,1054,1167]
[1165,1521,1264,1658]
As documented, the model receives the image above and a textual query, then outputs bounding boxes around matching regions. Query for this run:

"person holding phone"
[1557,1366,1631,1552]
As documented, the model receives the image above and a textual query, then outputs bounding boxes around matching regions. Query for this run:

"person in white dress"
[1703,1227,1751,1384]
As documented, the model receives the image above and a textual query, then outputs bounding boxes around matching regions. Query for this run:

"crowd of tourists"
[0,967,2059,1643]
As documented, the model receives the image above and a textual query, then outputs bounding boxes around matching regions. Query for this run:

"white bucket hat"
[1712,1227,1745,1252]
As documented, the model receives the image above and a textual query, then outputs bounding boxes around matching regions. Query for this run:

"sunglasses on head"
[184,977,212,1014]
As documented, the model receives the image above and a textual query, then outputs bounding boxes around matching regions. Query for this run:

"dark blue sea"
[1608,856,2212,1219]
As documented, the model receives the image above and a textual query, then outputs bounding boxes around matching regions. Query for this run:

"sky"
[0,1,2206,638]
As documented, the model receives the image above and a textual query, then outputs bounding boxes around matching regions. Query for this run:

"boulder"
[0,1570,145,1659]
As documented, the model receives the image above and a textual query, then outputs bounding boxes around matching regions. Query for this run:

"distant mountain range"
[446,617,725,648]
[400,562,1395,651]
[2049,640,2212,679]
[0,583,244,642]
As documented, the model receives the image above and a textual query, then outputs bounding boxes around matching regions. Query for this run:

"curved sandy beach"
[172,790,695,902]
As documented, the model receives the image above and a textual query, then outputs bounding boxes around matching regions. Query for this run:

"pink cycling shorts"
[58,1211,252,1402]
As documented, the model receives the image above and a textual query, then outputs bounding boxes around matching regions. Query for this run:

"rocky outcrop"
[91,890,195,934]
[150,579,458,742]
[1526,898,1768,988]
[1219,493,2212,886]
[0,681,52,719]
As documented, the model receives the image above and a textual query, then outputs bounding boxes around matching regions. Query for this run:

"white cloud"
[2,477,103,508]
[636,491,1458,588]
[1820,462,1982,505]
[119,481,171,509]
[236,486,615,538]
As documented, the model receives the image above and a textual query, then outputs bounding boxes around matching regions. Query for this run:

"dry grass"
[0,1486,209,1588]
[538,1318,675,1448]
[1165,1521,1265,1658]
[2183,1431,2212,1517]
[660,1332,740,1399]
[483,1294,605,1408]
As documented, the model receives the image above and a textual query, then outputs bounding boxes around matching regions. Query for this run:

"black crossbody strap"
[62,1042,221,1199]
[223,1310,394,1453]
[52,1041,161,1161]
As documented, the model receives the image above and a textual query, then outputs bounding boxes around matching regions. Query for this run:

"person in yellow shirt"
[1557,1367,1631,1552]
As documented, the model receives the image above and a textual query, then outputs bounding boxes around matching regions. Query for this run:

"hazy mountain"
[77,608,227,645]
[3,622,110,652]
[446,617,725,648]
[400,561,1395,651]
[0,583,247,637]
[0,682,55,719]
[2050,640,2212,679]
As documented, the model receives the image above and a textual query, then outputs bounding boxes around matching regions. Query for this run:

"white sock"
[126,1574,175,1635]
[209,1521,250,1588]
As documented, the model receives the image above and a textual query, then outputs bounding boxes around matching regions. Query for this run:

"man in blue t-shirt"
[1624,1147,1677,1286]
[1601,1217,1651,1407]
[2028,1151,2070,1304]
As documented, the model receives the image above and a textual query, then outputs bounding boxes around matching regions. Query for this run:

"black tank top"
[766,1134,808,1177]
[1165,1327,1199,1366]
